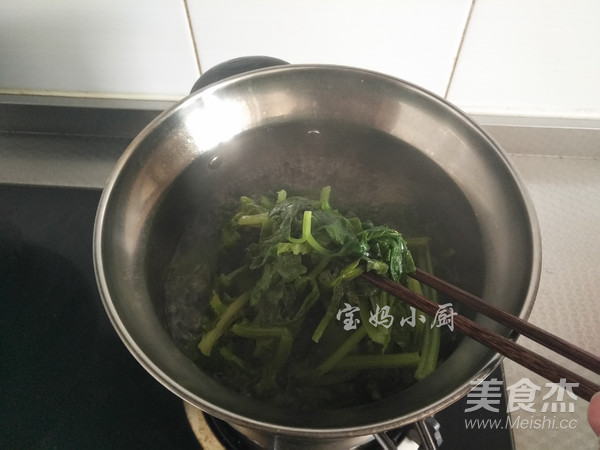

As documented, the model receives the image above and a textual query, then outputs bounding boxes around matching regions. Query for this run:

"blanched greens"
[195,186,440,407]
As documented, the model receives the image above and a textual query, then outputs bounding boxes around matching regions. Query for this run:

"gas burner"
[183,402,442,450]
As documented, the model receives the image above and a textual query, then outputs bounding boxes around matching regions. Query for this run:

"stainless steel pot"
[94,57,541,441]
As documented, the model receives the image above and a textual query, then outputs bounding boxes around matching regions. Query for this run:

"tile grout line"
[508,152,600,161]
[444,0,477,99]
[183,0,203,75]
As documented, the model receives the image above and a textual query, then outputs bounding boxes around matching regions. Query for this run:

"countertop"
[505,153,600,449]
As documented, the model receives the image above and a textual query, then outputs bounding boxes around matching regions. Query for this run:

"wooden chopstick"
[361,271,600,402]
[411,268,600,374]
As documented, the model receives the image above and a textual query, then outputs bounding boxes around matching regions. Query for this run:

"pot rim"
[94,63,542,438]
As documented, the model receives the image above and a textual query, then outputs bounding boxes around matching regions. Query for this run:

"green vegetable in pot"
[194,186,441,408]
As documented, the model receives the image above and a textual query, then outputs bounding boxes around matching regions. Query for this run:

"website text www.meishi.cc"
[465,414,578,431]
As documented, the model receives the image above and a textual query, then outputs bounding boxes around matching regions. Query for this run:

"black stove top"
[0,186,200,449]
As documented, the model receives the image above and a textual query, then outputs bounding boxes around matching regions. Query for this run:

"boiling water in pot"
[156,118,485,410]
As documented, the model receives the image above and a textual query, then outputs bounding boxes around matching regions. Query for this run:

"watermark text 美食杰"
[464,377,580,431]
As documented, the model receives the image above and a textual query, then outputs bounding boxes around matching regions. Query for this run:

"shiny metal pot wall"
[94,64,541,438]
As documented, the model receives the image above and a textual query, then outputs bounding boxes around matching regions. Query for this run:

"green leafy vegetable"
[194,186,442,408]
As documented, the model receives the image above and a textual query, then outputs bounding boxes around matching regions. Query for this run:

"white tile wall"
[185,0,473,97]
[446,0,600,119]
[0,0,199,100]
[2,0,599,121]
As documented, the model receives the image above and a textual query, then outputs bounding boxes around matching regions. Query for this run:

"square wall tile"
[0,0,199,100]
[447,0,600,119]
[186,0,473,97]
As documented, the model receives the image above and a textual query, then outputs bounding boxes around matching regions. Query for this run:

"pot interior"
[95,66,539,437]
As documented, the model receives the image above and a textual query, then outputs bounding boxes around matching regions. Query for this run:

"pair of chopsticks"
[361,269,600,402]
